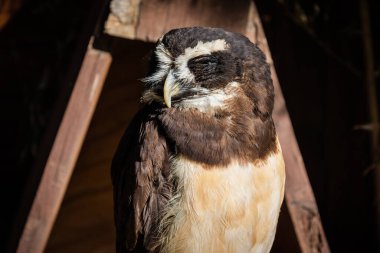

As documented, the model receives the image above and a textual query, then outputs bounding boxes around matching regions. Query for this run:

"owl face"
[141,27,271,113]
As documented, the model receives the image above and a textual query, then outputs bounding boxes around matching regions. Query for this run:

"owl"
[111,27,285,253]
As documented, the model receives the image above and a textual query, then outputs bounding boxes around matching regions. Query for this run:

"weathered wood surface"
[16,47,111,253]
[105,0,330,252]
[106,0,250,41]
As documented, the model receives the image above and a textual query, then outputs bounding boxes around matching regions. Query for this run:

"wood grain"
[16,48,111,253]
[136,0,249,41]
[105,0,250,41]
[245,2,330,253]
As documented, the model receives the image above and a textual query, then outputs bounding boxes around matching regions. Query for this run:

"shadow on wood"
[46,39,151,253]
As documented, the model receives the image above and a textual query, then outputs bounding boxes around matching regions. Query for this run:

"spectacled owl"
[111,27,285,253]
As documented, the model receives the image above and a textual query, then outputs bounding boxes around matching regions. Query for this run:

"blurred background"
[0,0,379,252]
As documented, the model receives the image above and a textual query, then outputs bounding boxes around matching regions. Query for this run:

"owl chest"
[158,150,285,253]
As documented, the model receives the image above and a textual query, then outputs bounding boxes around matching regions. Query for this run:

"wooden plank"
[16,47,112,253]
[246,2,330,253]
[136,0,249,41]
[105,0,250,41]
[7,2,111,251]
[45,39,150,253]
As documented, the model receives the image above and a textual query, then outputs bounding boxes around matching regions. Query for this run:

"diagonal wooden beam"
[16,47,111,253]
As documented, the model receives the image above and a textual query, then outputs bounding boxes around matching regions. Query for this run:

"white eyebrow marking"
[182,39,229,58]
[175,39,229,83]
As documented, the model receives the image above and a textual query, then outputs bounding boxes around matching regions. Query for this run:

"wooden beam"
[105,0,250,41]
[246,2,330,253]
[16,47,111,253]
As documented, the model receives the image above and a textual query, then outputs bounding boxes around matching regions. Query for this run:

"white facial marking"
[175,81,239,114]
[175,39,229,83]
[142,39,229,86]
[141,43,173,84]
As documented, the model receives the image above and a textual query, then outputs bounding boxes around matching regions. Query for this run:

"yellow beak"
[163,76,172,108]
[163,70,180,108]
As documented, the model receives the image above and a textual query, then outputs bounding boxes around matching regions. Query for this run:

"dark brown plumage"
[111,27,284,253]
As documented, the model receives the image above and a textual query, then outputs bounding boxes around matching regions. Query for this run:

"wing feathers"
[111,106,171,253]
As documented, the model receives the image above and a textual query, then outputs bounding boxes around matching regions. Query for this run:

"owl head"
[141,27,274,119]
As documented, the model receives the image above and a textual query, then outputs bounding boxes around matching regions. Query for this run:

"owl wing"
[111,105,172,253]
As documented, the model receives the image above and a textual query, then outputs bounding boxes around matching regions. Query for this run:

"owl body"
[159,152,284,253]
[112,27,285,253]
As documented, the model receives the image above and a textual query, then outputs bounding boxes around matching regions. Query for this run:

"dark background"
[0,0,379,252]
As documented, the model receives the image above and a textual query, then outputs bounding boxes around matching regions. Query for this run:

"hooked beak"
[163,70,180,108]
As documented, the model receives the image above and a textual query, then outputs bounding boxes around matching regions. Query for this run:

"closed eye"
[188,55,218,66]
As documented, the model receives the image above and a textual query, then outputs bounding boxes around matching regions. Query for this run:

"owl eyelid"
[188,55,218,65]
